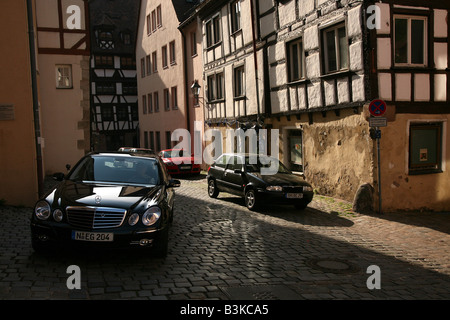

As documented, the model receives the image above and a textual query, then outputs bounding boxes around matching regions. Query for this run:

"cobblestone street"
[0,175,449,300]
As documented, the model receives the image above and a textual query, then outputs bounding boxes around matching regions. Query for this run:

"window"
[234,66,245,98]
[146,14,151,35]
[165,131,172,149]
[56,65,72,88]
[191,32,197,56]
[169,41,176,65]
[156,131,161,151]
[394,16,427,66]
[287,38,305,81]
[150,131,155,150]
[101,106,114,121]
[288,130,303,172]
[154,91,159,112]
[122,82,137,95]
[144,131,149,149]
[121,57,135,69]
[96,82,116,95]
[206,15,221,47]
[151,10,157,32]
[147,93,153,113]
[146,55,151,75]
[152,51,158,73]
[171,86,178,109]
[122,32,131,45]
[116,105,128,121]
[162,45,168,68]
[140,58,145,78]
[230,0,241,33]
[164,88,170,111]
[157,5,162,28]
[322,23,348,74]
[95,56,114,68]
[207,72,224,102]
[409,122,443,174]
[142,95,147,114]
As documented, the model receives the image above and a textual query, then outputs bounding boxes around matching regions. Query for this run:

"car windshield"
[68,155,160,185]
[161,150,188,158]
[244,156,291,174]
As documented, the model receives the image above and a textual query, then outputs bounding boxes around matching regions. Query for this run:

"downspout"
[26,0,44,197]
[250,0,261,124]
[181,29,191,135]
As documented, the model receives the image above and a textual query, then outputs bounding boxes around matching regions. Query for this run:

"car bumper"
[30,221,167,250]
[166,164,201,175]
[256,189,314,204]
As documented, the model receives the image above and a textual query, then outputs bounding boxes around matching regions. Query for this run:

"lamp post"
[191,80,201,106]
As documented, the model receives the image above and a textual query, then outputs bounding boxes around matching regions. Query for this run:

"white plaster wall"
[414,74,430,101]
[434,74,447,101]
[377,38,391,69]
[395,74,411,101]
[434,43,448,70]
[378,73,392,101]
[434,9,448,38]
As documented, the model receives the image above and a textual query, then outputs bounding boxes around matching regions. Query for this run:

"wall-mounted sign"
[0,105,15,121]
[369,99,387,117]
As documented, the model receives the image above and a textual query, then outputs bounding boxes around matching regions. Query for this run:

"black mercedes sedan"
[30,152,180,256]
[207,154,314,211]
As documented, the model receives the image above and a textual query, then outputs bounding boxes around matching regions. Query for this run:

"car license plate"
[180,165,191,170]
[286,193,303,199]
[72,231,113,242]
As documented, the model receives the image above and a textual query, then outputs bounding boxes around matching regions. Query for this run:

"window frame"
[206,14,222,48]
[171,86,178,110]
[169,41,176,65]
[55,65,73,89]
[393,15,428,67]
[233,65,245,98]
[162,45,168,69]
[230,0,241,34]
[286,37,305,82]
[408,122,443,175]
[321,22,349,74]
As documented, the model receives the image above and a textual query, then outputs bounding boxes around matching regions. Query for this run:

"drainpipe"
[250,0,261,124]
[26,0,44,196]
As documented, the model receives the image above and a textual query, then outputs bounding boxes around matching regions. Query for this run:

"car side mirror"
[52,172,65,181]
[168,179,181,188]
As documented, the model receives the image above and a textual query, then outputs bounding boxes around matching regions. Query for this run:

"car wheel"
[208,179,219,198]
[245,189,258,211]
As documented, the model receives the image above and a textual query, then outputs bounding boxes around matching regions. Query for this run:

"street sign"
[369,117,387,127]
[369,99,387,117]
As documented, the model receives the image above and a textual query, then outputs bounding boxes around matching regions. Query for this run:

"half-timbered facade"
[259,0,374,204]
[372,0,450,211]
[35,0,91,174]
[89,0,140,151]
[197,0,266,140]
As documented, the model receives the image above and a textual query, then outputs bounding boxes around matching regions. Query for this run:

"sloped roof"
[89,0,140,54]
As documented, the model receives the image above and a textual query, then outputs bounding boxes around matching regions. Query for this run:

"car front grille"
[66,206,127,230]
[282,186,304,193]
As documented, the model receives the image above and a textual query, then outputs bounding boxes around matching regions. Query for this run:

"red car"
[159,149,201,175]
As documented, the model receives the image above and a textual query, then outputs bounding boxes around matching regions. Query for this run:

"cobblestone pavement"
[0,175,449,300]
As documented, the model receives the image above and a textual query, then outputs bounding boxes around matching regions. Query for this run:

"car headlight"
[266,186,283,192]
[35,201,51,221]
[128,213,139,226]
[53,209,63,222]
[303,186,313,192]
[142,206,161,226]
